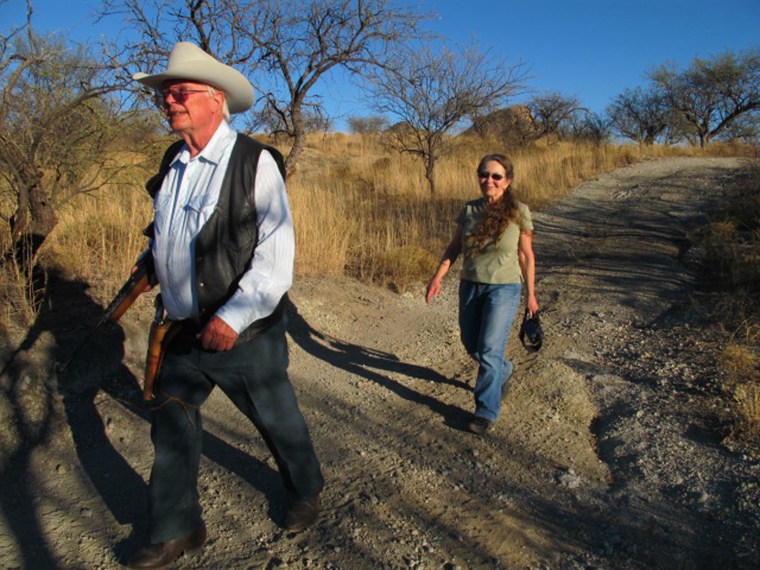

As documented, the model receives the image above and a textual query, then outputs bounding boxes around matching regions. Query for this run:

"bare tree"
[606,86,671,145]
[369,44,526,194]
[527,91,582,140]
[569,109,611,144]
[256,105,333,136]
[348,115,389,136]
[650,49,760,147]
[0,3,127,269]
[101,0,431,176]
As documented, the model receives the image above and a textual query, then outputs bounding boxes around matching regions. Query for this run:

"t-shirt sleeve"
[518,202,534,232]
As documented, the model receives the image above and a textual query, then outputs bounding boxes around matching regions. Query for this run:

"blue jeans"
[459,280,522,421]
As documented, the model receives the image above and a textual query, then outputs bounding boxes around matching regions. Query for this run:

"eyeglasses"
[154,87,208,107]
[477,171,505,181]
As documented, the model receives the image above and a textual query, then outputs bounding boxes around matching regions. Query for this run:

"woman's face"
[478,160,511,204]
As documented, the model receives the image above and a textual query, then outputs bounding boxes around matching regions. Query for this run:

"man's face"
[158,80,223,136]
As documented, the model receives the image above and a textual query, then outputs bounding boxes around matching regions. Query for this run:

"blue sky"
[3,0,759,129]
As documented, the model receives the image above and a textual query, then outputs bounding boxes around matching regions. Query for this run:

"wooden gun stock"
[143,316,180,401]
[57,250,155,373]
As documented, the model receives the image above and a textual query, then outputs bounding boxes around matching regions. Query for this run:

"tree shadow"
[0,267,151,568]
[532,165,740,322]
[286,300,473,431]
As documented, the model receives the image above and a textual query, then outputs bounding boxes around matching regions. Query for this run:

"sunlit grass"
[289,134,660,289]
[12,133,753,303]
[3,130,757,451]
[40,184,153,302]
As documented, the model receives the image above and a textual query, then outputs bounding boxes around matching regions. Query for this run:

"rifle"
[57,249,155,373]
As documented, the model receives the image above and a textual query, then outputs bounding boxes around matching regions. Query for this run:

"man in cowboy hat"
[126,42,324,569]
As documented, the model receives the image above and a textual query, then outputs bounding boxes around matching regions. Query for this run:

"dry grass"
[288,134,658,289]
[721,343,759,383]
[731,382,760,449]
[38,186,153,301]
[721,343,760,452]
[0,253,40,327]
[2,131,758,450]
[697,159,760,450]
[7,133,741,303]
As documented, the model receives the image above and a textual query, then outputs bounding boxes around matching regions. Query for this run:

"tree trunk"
[285,132,305,180]
[425,159,437,196]
[29,184,58,248]
[284,103,305,180]
[5,176,58,268]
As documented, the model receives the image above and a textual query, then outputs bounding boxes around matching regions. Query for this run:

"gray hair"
[207,85,230,122]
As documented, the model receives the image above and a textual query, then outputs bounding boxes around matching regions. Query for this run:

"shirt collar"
[171,120,237,167]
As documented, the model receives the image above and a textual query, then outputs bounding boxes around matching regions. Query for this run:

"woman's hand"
[425,278,442,304]
[525,294,540,317]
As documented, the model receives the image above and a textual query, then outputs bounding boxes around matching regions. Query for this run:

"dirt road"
[1,156,758,569]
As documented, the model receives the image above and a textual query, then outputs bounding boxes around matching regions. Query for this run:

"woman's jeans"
[459,280,522,421]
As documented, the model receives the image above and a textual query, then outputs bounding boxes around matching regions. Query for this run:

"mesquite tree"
[527,91,583,141]
[650,49,760,147]
[606,86,672,145]
[369,43,525,194]
[101,0,431,177]
[0,4,123,269]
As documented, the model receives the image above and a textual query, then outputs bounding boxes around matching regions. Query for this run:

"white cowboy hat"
[133,42,254,114]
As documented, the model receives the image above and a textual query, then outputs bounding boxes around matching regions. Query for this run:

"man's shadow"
[2,268,285,567]
[286,300,472,430]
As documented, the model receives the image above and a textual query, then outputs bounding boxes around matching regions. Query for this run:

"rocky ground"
[1,156,758,569]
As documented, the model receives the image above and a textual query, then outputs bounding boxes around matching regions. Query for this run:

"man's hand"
[198,316,238,352]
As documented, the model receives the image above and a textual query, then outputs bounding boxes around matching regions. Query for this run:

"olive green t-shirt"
[456,198,533,285]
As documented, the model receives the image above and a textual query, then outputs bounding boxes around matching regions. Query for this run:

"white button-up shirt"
[151,120,294,333]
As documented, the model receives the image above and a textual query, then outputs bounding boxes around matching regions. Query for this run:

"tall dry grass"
[2,131,757,450]
[28,133,730,299]
[38,186,153,304]
[288,135,655,290]
[694,158,760,450]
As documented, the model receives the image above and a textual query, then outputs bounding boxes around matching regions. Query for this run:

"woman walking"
[425,154,539,434]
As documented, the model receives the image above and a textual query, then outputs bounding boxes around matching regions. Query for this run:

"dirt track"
[1,156,758,569]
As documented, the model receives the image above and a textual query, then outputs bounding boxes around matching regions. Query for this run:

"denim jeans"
[459,280,522,421]
[146,317,324,543]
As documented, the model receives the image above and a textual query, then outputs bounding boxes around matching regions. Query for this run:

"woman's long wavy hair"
[465,154,520,254]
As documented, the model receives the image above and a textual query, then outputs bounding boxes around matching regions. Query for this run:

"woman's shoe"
[467,416,493,434]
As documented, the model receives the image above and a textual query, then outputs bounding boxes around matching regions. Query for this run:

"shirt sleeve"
[215,150,294,333]
[518,202,534,232]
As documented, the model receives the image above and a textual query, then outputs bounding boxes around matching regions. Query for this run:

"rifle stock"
[143,296,180,401]
[57,250,155,373]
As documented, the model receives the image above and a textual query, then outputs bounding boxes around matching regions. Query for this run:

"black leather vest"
[145,133,287,341]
